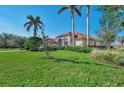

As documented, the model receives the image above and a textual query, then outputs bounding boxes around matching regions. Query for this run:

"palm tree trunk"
[86,5,90,47]
[33,30,37,37]
[72,15,75,47]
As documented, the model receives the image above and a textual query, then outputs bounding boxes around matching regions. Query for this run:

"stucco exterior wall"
[82,39,87,45]
[75,39,83,46]
[57,36,104,47]
[57,36,72,46]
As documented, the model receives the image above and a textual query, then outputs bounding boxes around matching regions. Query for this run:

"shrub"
[40,43,58,51]
[28,37,42,51]
[114,56,124,66]
[81,46,92,53]
[57,46,92,53]
[56,46,65,50]
[24,38,30,50]
[48,44,58,51]
[92,50,124,66]
[117,48,124,52]
[102,52,116,63]
[24,37,42,51]
[92,51,116,63]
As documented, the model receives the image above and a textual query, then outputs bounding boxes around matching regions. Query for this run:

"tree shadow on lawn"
[54,58,122,69]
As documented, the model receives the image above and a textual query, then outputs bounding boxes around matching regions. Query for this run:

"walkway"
[0,50,25,52]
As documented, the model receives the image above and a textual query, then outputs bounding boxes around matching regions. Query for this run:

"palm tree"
[24,15,44,37]
[58,5,81,47]
[79,5,90,47]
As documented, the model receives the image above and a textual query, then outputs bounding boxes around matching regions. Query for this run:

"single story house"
[55,32,105,47]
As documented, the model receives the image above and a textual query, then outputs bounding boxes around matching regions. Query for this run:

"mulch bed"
[40,56,55,60]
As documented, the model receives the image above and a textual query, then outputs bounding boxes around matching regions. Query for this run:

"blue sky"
[0,5,102,38]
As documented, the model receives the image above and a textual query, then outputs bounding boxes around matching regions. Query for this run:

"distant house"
[55,32,105,47]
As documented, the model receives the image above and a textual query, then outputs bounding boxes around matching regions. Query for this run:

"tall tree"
[0,33,13,48]
[24,15,44,37]
[97,28,117,49]
[96,5,124,49]
[80,5,90,47]
[58,5,81,47]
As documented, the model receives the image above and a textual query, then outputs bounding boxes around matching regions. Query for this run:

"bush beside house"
[57,46,92,53]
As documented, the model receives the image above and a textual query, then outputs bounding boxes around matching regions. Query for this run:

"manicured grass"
[0,50,124,87]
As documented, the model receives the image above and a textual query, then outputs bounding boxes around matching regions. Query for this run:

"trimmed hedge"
[57,46,92,53]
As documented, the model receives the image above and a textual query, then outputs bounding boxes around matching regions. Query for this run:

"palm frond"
[35,16,40,21]
[39,21,44,25]
[35,16,44,25]
[58,6,69,14]
[26,24,32,32]
[38,24,44,30]
[27,15,35,22]
[24,22,30,27]
[74,7,81,16]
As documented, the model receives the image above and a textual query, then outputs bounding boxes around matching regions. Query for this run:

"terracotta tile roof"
[47,38,57,43]
[75,32,95,40]
[56,32,95,40]
[56,32,72,38]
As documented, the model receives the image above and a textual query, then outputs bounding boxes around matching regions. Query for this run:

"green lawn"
[0,50,124,87]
